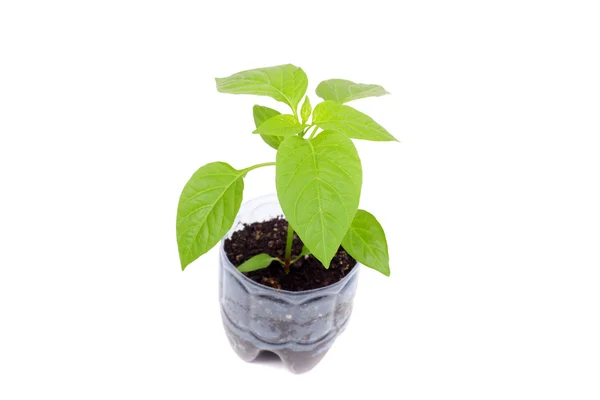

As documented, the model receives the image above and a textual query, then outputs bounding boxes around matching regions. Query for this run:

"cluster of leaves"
[176,64,395,277]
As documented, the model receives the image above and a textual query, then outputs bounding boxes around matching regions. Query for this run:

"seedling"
[177,64,394,277]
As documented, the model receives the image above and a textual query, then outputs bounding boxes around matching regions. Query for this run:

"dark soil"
[224,217,356,291]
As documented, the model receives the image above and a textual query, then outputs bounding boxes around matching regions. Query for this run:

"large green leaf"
[276,132,362,267]
[313,101,398,141]
[176,162,244,270]
[238,253,277,272]
[342,210,390,276]
[316,79,389,103]
[216,64,308,110]
[253,105,284,149]
[253,114,305,137]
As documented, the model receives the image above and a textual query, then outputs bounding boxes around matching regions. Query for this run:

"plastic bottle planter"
[218,195,360,374]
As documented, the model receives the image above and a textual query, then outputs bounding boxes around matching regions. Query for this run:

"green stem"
[299,124,311,137]
[283,223,294,274]
[308,126,319,139]
[291,253,305,265]
[244,161,275,174]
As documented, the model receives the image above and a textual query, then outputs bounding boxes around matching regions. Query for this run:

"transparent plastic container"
[218,194,360,373]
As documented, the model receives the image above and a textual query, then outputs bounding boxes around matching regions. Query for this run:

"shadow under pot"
[218,194,360,374]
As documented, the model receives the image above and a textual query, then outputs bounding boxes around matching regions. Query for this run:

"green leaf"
[291,244,312,264]
[342,210,390,276]
[176,162,244,270]
[237,253,277,273]
[276,132,362,268]
[316,79,389,103]
[313,101,398,142]
[300,96,312,124]
[253,105,280,126]
[253,105,284,149]
[253,114,305,137]
[298,245,311,258]
[216,64,308,110]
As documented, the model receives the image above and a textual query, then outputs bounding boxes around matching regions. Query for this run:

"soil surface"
[224,217,356,291]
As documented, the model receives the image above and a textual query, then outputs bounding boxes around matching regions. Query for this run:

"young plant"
[176,64,395,277]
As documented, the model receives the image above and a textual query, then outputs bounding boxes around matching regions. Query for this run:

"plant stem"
[299,124,313,137]
[283,223,294,274]
[291,252,307,265]
[308,126,319,139]
[244,161,276,174]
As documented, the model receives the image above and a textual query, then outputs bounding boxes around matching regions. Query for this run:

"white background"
[1,1,599,398]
